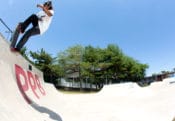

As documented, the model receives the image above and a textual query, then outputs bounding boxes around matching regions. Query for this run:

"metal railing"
[0,18,13,33]
[0,18,13,40]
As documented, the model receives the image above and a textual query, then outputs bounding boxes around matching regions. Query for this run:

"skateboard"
[10,24,20,52]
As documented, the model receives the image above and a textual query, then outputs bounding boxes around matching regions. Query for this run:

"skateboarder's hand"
[37,4,43,8]
[37,3,53,17]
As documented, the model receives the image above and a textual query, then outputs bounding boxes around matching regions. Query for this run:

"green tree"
[57,44,148,89]
[30,48,62,85]
[83,46,101,89]
[58,45,84,89]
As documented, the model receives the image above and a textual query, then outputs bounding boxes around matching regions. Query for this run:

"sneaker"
[10,47,19,52]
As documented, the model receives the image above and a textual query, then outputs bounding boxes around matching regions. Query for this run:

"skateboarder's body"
[10,1,54,51]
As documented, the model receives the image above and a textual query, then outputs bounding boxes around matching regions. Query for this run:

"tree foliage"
[23,44,148,88]
[29,48,62,85]
[57,44,148,86]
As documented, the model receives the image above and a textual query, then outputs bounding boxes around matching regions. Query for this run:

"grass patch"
[58,89,97,94]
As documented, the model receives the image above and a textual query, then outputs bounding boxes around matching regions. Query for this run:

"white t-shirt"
[37,10,54,35]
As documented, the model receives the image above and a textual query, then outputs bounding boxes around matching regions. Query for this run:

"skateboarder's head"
[44,0,53,10]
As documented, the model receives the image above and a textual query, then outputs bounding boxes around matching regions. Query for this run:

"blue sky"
[1,0,175,76]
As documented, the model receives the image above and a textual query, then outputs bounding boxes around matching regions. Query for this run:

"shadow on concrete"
[31,102,63,121]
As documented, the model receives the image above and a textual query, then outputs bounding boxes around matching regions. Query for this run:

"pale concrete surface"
[0,33,175,121]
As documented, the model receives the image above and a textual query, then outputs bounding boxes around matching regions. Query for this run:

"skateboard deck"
[10,24,20,50]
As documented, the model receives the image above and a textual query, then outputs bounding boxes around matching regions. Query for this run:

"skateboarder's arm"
[37,4,53,17]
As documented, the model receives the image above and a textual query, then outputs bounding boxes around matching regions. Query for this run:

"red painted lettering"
[35,74,46,95]
[15,64,46,103]
[15,64,31,104]
[27,71,39,99]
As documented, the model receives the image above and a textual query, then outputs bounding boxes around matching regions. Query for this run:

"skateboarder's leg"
[20,14,39,33]
[16,27,40,51]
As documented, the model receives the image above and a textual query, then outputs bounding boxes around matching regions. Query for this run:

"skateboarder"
[10,0,54,51]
